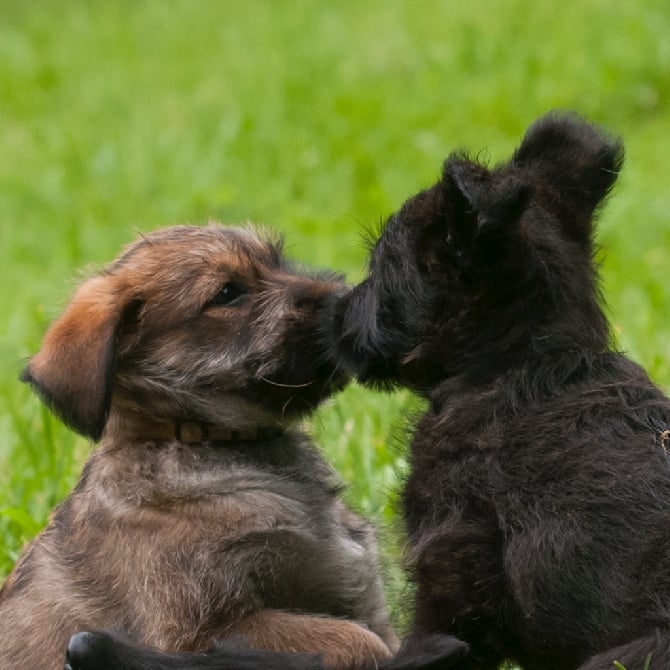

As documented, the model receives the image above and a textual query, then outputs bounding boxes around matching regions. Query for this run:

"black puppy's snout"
[331,292,347,332]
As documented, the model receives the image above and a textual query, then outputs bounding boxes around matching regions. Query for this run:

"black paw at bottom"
[65,631,96,670]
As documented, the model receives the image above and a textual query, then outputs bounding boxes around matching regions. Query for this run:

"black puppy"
[336,112,670,669]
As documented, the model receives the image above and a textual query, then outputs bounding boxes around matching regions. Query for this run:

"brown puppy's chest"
[15,439,375,654]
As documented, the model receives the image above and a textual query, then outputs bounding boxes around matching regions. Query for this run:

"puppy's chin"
[335,337,442,395]
[329,341,398,392]
[323,366,352,395]
[234,361,351,423]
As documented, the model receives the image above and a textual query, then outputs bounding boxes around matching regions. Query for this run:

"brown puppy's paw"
[318,622,392,669]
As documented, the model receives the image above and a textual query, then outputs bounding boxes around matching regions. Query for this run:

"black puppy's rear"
[337,112,670,669]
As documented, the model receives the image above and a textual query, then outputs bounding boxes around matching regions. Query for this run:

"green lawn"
[1,0,670,632]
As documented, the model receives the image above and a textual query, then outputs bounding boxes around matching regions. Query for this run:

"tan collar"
[133,420,284,445]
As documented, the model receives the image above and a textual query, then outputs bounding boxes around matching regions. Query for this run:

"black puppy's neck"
[425,294,611,394]
[430,347,611,419]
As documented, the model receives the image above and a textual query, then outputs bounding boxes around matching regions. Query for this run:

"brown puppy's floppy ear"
[21,275,128,441]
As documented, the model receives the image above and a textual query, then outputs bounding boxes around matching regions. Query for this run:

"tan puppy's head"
[22,225,349,440]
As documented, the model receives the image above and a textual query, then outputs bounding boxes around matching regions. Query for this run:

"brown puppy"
[0,225,397,670]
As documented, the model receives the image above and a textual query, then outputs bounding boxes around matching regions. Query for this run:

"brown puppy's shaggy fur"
[0,225,397,670]
[336,113,670,669]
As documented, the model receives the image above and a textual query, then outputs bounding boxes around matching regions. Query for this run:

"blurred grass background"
[1,0,669,629]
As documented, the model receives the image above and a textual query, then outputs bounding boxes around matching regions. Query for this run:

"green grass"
[1,0,670,638]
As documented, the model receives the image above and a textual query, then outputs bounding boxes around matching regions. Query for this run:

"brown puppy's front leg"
[229,609,393,669]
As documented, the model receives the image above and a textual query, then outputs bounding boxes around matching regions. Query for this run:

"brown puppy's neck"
[102,412,284,446]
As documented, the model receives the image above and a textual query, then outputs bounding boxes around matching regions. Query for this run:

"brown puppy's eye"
[210,282,246,307]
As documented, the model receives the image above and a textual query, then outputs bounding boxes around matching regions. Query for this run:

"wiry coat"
[336,113,670,669]
[1,225,397,670]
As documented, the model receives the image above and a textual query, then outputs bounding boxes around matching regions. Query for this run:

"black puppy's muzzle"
[331,285,398,386]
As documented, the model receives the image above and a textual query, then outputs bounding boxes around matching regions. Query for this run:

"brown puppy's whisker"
[259,376,315,388]
[280,396,294,424]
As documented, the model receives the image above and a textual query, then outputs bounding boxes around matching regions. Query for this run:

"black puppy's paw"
[385,634,470,670]
[65,631,122,670]
[65,632,93,670]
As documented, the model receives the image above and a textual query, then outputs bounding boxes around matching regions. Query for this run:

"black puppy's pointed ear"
[443,157,530,245]
[446,159,489,211]
[512,111,623,239]
[441,158,486,248]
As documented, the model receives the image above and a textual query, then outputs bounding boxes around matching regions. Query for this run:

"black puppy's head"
[336,112,624,393]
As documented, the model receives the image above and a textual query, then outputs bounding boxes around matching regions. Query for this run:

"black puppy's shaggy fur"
[335,112,670,669]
